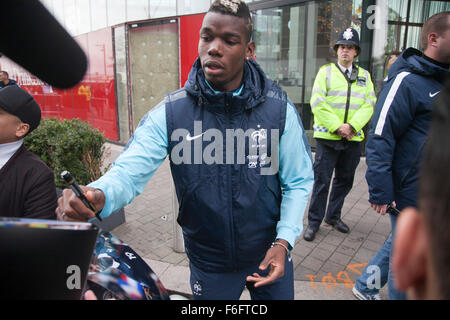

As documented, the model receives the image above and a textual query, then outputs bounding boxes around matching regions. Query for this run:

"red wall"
[74,28,117,140]
[0,14,206,142]
[179,13,205,87]
[0,28,118,141]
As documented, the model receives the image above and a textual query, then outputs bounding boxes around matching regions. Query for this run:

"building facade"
[1,0,449,144]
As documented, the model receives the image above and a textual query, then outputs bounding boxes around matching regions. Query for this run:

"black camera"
[386,204,401,215]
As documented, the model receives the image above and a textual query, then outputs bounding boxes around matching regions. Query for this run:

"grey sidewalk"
[105,143,390,300]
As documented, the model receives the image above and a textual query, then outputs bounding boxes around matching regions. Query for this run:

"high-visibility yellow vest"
[310,63,376,142]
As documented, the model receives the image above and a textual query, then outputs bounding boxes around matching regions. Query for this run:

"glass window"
[253,9,282,83]
[410,0,450,23]
[252,1,450,147]
[351,0,363,33]
[371,0,450,93]
[388,0,408,22]
[426,1,450,18]
[113,25,130,143]
[251,0,378,147]
[252,0,366,135]
[409,0,426,23]
[253,5,305,107]
[405,26,422,49]
[386,24,406,53]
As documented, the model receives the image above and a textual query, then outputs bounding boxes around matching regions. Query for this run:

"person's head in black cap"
[334,27,360,69]
[0,71,17,88]
[0,86,41,144]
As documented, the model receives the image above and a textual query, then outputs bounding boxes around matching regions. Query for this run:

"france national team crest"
[249,125,268,169]
[171,121,279,175]
[193,280,203,296]
[250,126,267,145]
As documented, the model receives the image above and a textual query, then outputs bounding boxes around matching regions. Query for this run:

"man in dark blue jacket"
[0,71,18,88]
[392,75,450,300]
[57,0,314,300]
[353,11,450,300]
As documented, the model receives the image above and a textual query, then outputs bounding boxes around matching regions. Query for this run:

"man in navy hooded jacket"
[57,0,314,300]
[352,11,450,301]
[0,71,18,88]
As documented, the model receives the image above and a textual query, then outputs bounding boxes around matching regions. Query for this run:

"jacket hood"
[184,57,271,110]
[388,47,449,81]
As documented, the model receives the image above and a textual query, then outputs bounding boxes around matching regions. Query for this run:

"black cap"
[334,28,361,55]
[0,86,41,133]
[0,0,87,89]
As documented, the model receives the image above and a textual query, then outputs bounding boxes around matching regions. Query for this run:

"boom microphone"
[0,0,87,88]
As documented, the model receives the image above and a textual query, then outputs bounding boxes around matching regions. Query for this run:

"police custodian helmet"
[333,27,361,56]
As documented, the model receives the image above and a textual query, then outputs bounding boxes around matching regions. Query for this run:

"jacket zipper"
[344,76,352,124]
[225,95,238,271]
[334,62,353,124]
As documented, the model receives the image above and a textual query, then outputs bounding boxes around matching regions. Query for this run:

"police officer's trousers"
[307,139,361,230]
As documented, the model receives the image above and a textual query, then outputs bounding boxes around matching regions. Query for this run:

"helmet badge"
[343,28,354,40]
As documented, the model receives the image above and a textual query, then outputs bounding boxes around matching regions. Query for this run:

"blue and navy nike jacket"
[90,58,314,272]
[366,48,449,210]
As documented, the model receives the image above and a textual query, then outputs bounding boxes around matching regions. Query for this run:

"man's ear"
[427,32,439,49]
[16,122,30,138]
[246,41,255,60]
[392,208,429,297]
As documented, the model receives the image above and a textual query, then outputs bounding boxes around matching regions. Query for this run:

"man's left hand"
[246,239,288,287]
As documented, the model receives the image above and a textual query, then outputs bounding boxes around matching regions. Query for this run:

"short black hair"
[419,75,450,299]
[0,71,8,77]
[208,0,253,42]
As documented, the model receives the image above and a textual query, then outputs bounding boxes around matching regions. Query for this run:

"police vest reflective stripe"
[313,125,362,136]
[310,63,376,142]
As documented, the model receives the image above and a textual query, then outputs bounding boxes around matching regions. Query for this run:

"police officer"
[303,28,376,241]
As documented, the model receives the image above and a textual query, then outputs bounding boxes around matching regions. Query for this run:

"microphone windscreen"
[0,0,88,88]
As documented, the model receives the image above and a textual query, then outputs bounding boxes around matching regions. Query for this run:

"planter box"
[91,208,126,232]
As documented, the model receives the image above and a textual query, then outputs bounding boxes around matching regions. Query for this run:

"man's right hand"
[56,186,106,222]
[370,201,396,215]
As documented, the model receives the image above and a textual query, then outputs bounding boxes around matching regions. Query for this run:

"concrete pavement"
[104,142,390,300]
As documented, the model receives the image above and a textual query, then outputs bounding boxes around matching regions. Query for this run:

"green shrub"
[25,118,108,188]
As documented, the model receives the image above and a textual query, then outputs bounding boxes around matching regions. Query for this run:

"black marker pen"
[60,170,102,221]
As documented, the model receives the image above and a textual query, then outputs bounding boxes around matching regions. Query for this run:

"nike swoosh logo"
[429,91,440,98]
[186,133,205,141]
